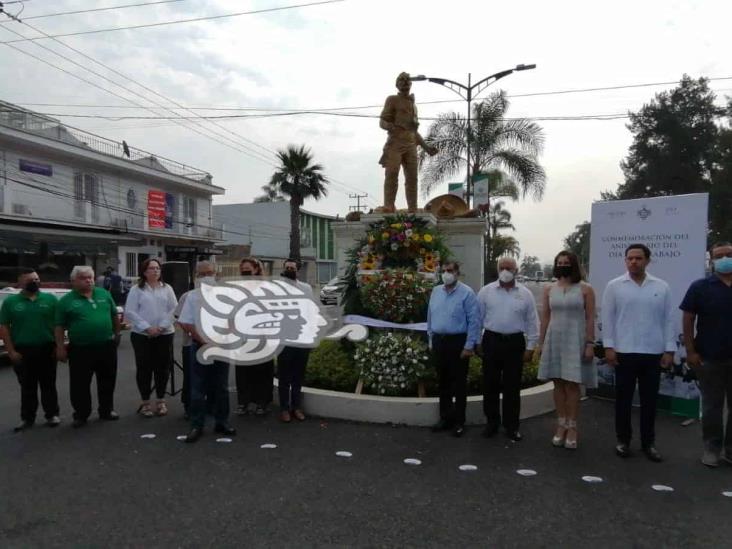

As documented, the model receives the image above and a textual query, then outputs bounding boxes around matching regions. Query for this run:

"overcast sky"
[1,0,731,262]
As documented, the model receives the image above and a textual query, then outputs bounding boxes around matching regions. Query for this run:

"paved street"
[0,336,731,548]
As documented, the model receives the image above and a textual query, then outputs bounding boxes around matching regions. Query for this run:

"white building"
[0,100,224,286]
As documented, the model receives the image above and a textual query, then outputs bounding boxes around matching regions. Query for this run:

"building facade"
[213,201,338,287]
[0,101,224,287]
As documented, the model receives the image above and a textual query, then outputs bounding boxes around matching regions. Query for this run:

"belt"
[485,330,523,340]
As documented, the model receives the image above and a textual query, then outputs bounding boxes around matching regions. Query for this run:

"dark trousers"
[433,333,469,426]
[236,361,274,406]
[13,343,59,422]
[130,332,173,400]
[68,341,117,420]
[189,344,230,429]
[695,358,732,454]
[278,347,310,410]
[615,353,661,447]
[181,345,192,411]
[482,331,525,433]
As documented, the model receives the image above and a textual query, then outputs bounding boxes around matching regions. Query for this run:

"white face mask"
[441,272,456,286]
[498,269,515,284]
[196,275,216,287]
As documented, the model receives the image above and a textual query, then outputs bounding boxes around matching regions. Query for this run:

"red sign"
[148,190,166,229]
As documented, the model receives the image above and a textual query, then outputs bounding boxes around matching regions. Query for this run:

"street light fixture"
[411,64,536,207]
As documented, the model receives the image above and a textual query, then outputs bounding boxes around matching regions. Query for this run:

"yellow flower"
[411,233,421,241]
[368,235,375,243]
[423,234,433,243]
[382,232,390,239]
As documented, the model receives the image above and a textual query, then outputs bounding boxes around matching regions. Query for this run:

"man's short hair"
[442,261,460,273]
[496,256,518,270]
[625,243,651,259]
[70,265,94,280]
[283,258,299,269]
[711,241,732,251]
[17,267,36,280]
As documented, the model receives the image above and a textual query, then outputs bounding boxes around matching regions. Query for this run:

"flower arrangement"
[362,214,446,269]
[359,269,433,323]
[354,332,430,395]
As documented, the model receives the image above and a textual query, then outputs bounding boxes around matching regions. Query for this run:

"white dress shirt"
[477,281,540,349]
[601,272,676,354]
[124,282,178,335]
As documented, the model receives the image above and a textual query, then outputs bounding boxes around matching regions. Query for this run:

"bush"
[305,340,359,393]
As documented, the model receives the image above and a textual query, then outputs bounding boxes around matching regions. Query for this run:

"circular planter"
[274,380,555,426]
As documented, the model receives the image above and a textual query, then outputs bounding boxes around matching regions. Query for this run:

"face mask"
[441,272,456,286]
[498,270,515,284]
[713,257,732,274]
[240,271,253,277]
[555,266,572,279]
[24,281,40,293]
[198,276,216,287]
[282,270,297,280]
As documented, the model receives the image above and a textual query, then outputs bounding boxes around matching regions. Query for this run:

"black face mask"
[24,281,40,293]
[240,271,253,277]
[556,266,573,279]
[281,270,297,280]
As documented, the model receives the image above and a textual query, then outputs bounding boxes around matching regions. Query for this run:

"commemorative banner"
[589,193,709,417]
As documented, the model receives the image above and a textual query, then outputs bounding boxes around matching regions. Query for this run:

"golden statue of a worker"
[378,72,437,213]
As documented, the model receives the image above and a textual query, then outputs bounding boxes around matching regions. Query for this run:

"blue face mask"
[713,257,732,274]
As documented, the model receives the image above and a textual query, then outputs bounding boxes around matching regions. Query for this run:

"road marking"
[404,458,422,466]
[516,469,537,476]
[459,464,478,471]
[336,451,353,458]
[652,484,674,492]
[139,433,156,439]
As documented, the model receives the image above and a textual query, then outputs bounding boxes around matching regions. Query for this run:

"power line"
[0,0,347,43]
[22,0,186,21]
[12,76,732,113]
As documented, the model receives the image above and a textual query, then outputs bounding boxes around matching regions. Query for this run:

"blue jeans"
[189,344,230,429]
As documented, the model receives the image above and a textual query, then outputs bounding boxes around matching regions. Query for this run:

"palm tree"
[487,200,515,240]
[420,90,546,204]
[268,145,328,262]
[254,183,285,203]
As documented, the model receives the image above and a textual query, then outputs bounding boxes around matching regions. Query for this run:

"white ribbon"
[343,314,427,332]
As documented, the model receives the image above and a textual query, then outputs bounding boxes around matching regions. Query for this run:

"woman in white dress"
[535,251,597,449]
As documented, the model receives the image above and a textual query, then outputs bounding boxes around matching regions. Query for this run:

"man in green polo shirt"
[55,265,121,428]
[0,268,60,432]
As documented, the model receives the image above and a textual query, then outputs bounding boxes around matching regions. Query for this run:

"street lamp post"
[411,64,536,207]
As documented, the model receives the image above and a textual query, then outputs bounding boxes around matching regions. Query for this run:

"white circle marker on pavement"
[516,469,537,477]
[459,464,478,472]
[336,451,353,458]
[722,491,732,498]
[140,434,156,439]
[404,458,422,466]
[261,443,277,449]
[216,437,233,443]
[582,476,603,483]
[652,484,674,492]
[176,435,187,441]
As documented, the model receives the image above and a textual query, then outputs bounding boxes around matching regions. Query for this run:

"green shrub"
[305,340,359,393]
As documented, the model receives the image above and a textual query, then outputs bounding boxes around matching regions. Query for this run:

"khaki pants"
[380,138,419,211]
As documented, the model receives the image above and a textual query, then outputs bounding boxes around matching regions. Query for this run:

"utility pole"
[348,193,369,213]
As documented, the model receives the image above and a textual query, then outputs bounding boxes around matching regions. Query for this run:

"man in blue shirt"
[427,261,481,437]
[680,241,732,468]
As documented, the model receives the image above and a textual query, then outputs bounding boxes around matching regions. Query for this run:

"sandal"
[137,402,154,418]
[156,400,168,416]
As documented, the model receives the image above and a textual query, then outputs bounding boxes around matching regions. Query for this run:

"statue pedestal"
[332,214,486,292]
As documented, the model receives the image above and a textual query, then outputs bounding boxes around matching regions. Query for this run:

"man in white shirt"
[477,257,539,441]
[602,244,675,462]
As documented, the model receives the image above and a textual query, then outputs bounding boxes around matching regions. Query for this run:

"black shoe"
[615,442,631,458]
[453,425,465,437]
[482,425,499,438]
[214,424,237,436]
[506,431,523,442]
[184,428,203,443]
[99,411,120,421]
[13,420,34,433]
[72,418,88,428]
[431,420,452,433]
[642,446,663,463]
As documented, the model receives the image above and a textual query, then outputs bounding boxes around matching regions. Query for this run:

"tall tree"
[420,90,546,203]
[709,103,732,242]
[614,75,723,199]
[563,221,591,272]
[268,145,328,262]
[520,255,541,277]
[484,200,518,280]
[487,200,515,239]
[254,183,285,203]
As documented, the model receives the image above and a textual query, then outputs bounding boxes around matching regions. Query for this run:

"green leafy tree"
[709,111,732,242]
[563,221,590,271]
[520,255,541,277]
[420,90,546,203]
[253,183,285,203]
[268,145,328,262]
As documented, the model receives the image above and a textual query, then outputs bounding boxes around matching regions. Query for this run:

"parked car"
[319,276,346,306]
[0,287,128,363]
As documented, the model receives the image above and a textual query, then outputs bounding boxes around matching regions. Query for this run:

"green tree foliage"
[268,145,328,262]
[520,255,541,276]
[563,221,590,271]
